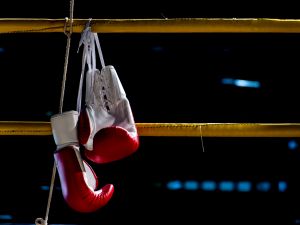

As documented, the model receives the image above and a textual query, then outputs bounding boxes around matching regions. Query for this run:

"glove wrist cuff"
[51,110,79,147]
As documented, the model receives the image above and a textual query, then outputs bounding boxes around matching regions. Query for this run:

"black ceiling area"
[0,1,300,225]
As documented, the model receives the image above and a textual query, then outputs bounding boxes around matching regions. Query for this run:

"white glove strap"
[50,110,79,148]
[77,27,106,112]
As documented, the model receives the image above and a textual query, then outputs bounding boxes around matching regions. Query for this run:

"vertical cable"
[200,125,205,152]
[35,1,75,225]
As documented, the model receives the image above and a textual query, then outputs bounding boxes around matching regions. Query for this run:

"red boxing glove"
[51,111,114,213]
[78,66,139,163]
[77,30,139,164]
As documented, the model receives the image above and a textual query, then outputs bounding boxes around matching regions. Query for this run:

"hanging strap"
[77,25,91,112]
[76,44,88,112]
[77,27,91,112]
[76,25,106,112]
[94,32,105,68]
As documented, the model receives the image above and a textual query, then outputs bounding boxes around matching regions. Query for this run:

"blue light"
[221,78,234,85]
[288,140,298,151]
[234,79,260,88]
[219,181,235,192]
[166,180,182,190]
[237,181,251,192]
[40,185,50,191]
[183,180,199,190]
[201,181,217,191]
[278,181,287,192]
[40,185,61,191]
[221,78,260,88]
[0,48,5,53]
[0,214,13,220]
[256,181,271,192]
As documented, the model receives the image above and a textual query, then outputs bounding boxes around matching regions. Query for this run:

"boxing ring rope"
[0,121,300,137]
[2,18,300,33]
[1,18,300,138]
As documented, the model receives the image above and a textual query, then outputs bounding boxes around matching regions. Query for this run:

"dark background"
[0,1,300,224]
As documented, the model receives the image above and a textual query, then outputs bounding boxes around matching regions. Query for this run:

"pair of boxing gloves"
[51,66,139,213]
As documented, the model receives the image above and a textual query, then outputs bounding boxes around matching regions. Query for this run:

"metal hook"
[64,17,71,37]
[86,18,93,29]
[78,18,93,53]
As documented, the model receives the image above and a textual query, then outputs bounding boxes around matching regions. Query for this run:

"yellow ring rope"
[2,18,300,33]
[0,121,300,137]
